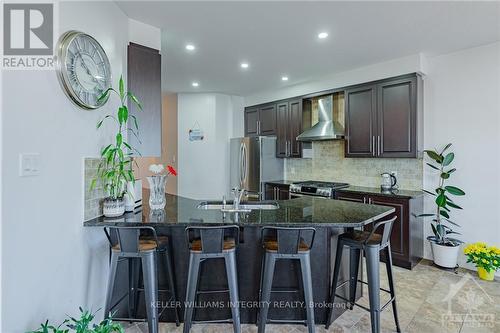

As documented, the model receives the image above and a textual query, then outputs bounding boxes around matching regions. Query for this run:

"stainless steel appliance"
[296,95,345,141]
[289,180,349,199]
[381,172,398,191]
[230,136,283,200]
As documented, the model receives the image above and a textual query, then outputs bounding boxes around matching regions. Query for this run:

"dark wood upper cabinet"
[288,99,302,157]
[274,99,303,158]
[244,104,276,137]
[276,102,288,157]
[259,104,277,135]
[127,43,161,157]
[345,74,421,158]
[345,85,377,157]
[377,77,417,157]
[244,107,259,137]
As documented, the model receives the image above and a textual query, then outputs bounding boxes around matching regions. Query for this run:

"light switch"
[19,153,40,177]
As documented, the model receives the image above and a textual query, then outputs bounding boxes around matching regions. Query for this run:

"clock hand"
[78,54,104,89]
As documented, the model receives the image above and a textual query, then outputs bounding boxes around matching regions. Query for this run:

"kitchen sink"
[197,201,280,212]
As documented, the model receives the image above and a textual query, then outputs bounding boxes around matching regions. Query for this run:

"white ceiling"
[116,1,500,96]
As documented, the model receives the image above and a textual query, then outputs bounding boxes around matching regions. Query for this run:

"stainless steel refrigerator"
[230,136,284,200]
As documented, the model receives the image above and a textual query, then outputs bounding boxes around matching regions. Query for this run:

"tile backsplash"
[285,141,423,190]
[84,158,105,221]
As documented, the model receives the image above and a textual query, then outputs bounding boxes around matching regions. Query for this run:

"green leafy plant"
[418,143,465,246]
[90,75,142,199]
[27,308,123,333]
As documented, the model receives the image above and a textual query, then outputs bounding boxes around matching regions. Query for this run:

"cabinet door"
[334,191,366,203]
[244,107,259,137]
[264,184,276,200]
[258,104,277,135]
[377,77,417,157]
[368,195,408,261]
[345,85,377,157]
[127,43,161,157]
[277,185,290,200]
[276,102,288,157]
[288,99,303,157]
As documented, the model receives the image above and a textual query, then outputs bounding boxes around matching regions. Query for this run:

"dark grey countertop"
[264,180,294,186]
[83,192,394,228]
[337,186,423,199]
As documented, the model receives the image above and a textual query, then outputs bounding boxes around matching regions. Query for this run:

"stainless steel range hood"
[296,95,345,141]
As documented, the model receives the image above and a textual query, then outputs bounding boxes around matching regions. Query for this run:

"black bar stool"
[183,225,241,333]
[325,217,400,333]
[104,226,180,333]
[258,227,316,333]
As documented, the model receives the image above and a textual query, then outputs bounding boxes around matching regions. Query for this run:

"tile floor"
[122,260,500,333]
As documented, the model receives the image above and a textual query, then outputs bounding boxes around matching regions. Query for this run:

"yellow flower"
[494,260,498,265]
[481,259,488,264]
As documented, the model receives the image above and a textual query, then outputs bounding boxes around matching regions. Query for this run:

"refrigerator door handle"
[242,142,248,185]
[239,142,244,187]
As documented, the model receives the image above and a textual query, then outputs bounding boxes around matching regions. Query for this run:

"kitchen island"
[84,193,394,325]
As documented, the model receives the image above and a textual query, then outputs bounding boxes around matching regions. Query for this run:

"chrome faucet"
[232,187,246,210]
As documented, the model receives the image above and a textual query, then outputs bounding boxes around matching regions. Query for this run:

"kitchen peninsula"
[84,192,394,325]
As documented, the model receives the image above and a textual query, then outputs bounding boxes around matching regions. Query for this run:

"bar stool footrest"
[196,288,230,295]
[334,293,396,313]
[267,319,307,325]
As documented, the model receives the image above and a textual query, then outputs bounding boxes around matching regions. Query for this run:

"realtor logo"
[3,3,53,55]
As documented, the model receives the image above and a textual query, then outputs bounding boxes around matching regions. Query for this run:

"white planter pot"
[430,242,460,268]
[103,197,125,217]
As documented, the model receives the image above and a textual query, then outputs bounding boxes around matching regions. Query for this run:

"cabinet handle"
[377,136,381,156]
[363,197,366,204]
[274,187,278,200]
[372,136,375,156]
[287,141,290,157]
[257,121,261,135]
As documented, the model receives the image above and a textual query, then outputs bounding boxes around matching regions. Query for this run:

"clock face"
[56,31,112,109]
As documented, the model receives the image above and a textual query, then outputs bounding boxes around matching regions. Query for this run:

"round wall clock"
[55,30,112,110]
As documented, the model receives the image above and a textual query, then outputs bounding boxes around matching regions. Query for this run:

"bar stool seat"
[112,239,158,252]
[341,230,382,246]
[263,238,310,252]
[190,237,236,252]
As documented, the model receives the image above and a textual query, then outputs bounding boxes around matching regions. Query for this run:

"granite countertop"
[83,193,394,228]
[337,186,423,199]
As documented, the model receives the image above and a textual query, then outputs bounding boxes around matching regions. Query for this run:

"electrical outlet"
[19,153,40,177]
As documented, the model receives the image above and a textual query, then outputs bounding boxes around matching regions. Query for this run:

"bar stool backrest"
[365,216,397,248]
[261,226,316,254]
[185,225,240,253]
[104,226,158,253]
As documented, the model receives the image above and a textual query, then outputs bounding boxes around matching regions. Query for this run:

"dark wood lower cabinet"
[335,190,423,269]
[264,183,290,200]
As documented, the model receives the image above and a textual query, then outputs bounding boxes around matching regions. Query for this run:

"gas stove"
[289,180,350,198]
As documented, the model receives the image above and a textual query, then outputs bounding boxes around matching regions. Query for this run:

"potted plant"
[418,143,466,268]
[464,242,500,281]
[28,307,124,333]
[91,76,142,217]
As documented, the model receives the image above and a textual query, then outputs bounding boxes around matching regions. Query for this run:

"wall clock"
[55,31,112,110]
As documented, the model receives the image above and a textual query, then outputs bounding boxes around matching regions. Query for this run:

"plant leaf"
[422,189,436,197]
[431,223,437,237]
[130,114,139,131]
[101,144,112,157]
[97,88,113,103]
[426,163,440,170]
[122,105,128,124]
[127,92,142,111]
[119,75,124,99]
[446,168,456,174]
[440,172,450,179]
[445,186,465,196]
[444,219,461,227]
[435,193,446,207]
[116,133,122,147]
[417,213,435,217]
[446,201,463,209]
[442,152,454,166]
[440,210,450,219]
[425,150,443,163]
[441,143,452,154]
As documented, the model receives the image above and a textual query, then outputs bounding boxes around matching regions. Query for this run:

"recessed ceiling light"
[281,76,289,81]
[318,32,329,39]
[185,44,196,51]
[240,62,249,69]
[192,82,199,87]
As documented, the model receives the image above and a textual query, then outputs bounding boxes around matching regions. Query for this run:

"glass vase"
[147,175,167,210]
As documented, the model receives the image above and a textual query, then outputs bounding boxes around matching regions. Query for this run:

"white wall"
[1,2,159,331]
[423,42,500,269]
[244,53,426,106]
[128,18,161,50]
[177,93,244,200]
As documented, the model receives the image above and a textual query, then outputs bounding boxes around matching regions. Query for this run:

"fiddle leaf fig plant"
[418,143,465,246]
[90,75,142,199]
